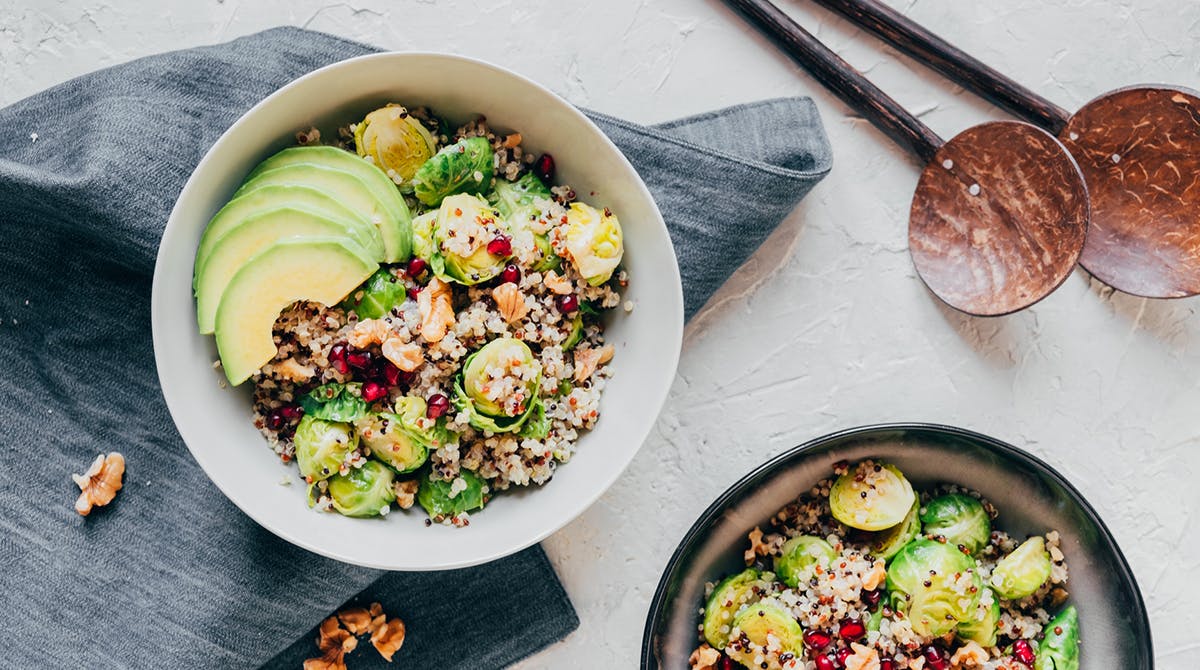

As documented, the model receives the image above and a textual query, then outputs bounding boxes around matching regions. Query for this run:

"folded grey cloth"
[0,27,829,669]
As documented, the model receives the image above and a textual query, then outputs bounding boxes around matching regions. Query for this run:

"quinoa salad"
[192,102,627,525]
[690,460,1078,670]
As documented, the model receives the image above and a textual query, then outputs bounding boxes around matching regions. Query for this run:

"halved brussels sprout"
[294,416,358,482]
[411,211,437,262]
[990,536,1052,599]
[343,268,404,320]
[921,494,991,556]
[354,105,437,182]
[727,600,803,668]
[702,568,763,649]
[886,538,982,637]
[957,588,1001,647]
[490,171,553,218]
[868,498,921,560]
[417,469,487,520]
[412,136,494,207]
[357,412,428,474]
[433,194,509,285]
[773,535,837,588]
[301,383,368,423]
[1035,606,1079,670]
[830,461,917,531]
[453,338,542,434]
[327,460,396,517]
[562,202,623,286]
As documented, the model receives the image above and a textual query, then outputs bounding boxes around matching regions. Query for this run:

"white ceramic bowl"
[152,53,683,570]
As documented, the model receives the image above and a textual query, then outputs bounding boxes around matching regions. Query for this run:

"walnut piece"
[688,644,721,670]
[381,338,423,372]
[371,617,406,661]
[491,282,529,323]
[72,452,125,516]
[949,640,989,667]
[418,277,455,343]
[845,642,881,670]
[501,133,522,149]
[744,526,766,564]
[543,269,574,295]
[304,616,357,670]
[862,559,887,591]
[393,480,420,510]
[572,344,614,383]
[275,357,316,383]
[347,319,391,348]
[337,607,374,635]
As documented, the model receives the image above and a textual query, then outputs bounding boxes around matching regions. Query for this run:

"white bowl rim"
[151,50,684,570]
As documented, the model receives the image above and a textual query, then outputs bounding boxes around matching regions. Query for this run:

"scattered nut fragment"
[306,602,405,669]
[337,607,374,635]
[949,640,989,667]
[381,338,423,372]
[275,357,316,383]
[393,480,420,510]
[845,643,880,670]
[543,270,573,295]
[572,344,614,383]
[347,319,391,348]
[744,526,766,564]
[72,452,125,516]
[371,617,406,661]
[501,133,522,148]
[418,277,455,343]
[862,559,887,591]
[688,644,721,670]
[491,282,529,323]
[304,616,357,670]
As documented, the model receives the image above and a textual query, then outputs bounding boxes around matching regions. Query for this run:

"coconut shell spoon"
[724,0,1089,316]
[810,0,1200,299]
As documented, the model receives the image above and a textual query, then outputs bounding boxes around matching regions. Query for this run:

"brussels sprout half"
[886,538,982,637]
[453,338,542,434]
[412,136,494,207]
[990,536,1052,600]
[921,494,992,556]
[354,105,437,182]
[702,568,764,649]
[562,202,624,286]
[830,461,917,532]
[773,535,837,588]
[327,460,396,517]
[294,416,358,482]
[868,498,921,561]
[342,268,405,320]
[432,194,510,286]
[490,171,553,218]
[300,383,368,423]
[956,589,1001,647]
[357,412,428,474]
[417,469,487,520]
[727,600,804,668]
[1034,606,1079,670]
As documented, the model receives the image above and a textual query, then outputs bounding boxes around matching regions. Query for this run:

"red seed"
[836,648,853,666]
[803,630,832,650]
[534,153,555,183]
[347,350,372,370]
[487,235,512,257]
[361,381,387,403]
[923,646,947,670]
[501,263,521,284]
[264,410,286,432]
[558,294,579,313]
[329,342,350,374]
[426,393,450,419]
[879,660,895,670]
[863,589,883,607]
[814,655,835,670]
[278,405,302,420]
[407,286,420,300]
[717,656,734,670]
[839,619,866,641]
[1012,639,1035,666]
[407,257,428,278]
[381,361,402,387]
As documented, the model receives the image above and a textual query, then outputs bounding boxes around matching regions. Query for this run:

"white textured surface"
[4,1,1197,667]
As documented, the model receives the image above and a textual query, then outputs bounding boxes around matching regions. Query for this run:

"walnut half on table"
[72,452,125,516]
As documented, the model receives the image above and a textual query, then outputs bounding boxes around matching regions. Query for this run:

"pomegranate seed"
[329,342,350,374]
[863,589,883,607]
[407,286,420,300]
[558,294,579,313]
[381,361,402,387]
[717,657,734,670]
[879,660,895,670]
[1012,639,1035,666]
[278,405,302,420]
[487,235,512,257]
[804,630,832,650]
[264,410,286,432]
[534,153,555,183]
[426,393,450,419]
[814,655,835,670]
[923,646,947,670]
[836,648,853,666]
[501,263,521,284]
[361,381,387,403]
[839,620,866,641]
[347,350,372,370]
[407,257,428,278]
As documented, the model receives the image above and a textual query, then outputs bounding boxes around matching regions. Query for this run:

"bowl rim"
[638,422,1153,668]
[151,50,684,570]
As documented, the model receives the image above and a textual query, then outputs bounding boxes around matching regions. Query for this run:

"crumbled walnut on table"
[305,602,405,668]
[72,452,125,516]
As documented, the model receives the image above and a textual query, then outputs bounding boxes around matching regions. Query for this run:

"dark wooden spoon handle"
[725,0,943,162]
[810,0,1073,133]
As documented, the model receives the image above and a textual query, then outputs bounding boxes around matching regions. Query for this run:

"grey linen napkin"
[0,27,829,669]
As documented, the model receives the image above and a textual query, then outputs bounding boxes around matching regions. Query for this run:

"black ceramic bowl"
[641,423,1152,669]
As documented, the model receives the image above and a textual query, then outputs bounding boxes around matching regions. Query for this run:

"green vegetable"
[990,536,1052,600]
[301,383,368,423]
[531,233,562,273]
[411,211,437,262]
[702,569,763,649]
[327,460,396,517]
[1035,606,1079,670]
[517,399,550,440]
[773,535,837,588]
[563,313,584,351]
[886,538,982,637]
[866,605,884,633]
[294,416,357,482]
[868,498,921,560]
[829,461,916,531]
[343,268,405,320]
[956,589,1001,647]
[921,494,992,556]
[727,600,803,667]
[354,105,437,182]
[490,172,553,217]
[432,194,509,285]
[417,469,487,519]
[561,202,623,286]
[357,411,428,474]
[453,338,542,434]
[412,137,494,207]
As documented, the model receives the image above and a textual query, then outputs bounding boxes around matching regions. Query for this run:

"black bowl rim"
[639,422,1154,668]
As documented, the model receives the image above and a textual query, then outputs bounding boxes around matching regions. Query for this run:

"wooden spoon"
[724,0,1089,316]
[810,0,1200,299]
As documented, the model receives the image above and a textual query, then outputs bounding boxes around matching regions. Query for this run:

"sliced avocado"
[244,146,412,262]
[195,184,381,272]
[195,205,382,333]
[727,600,804,668]
[868,498,922,561]
[214,238,377,385]
[703,568,763,649]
